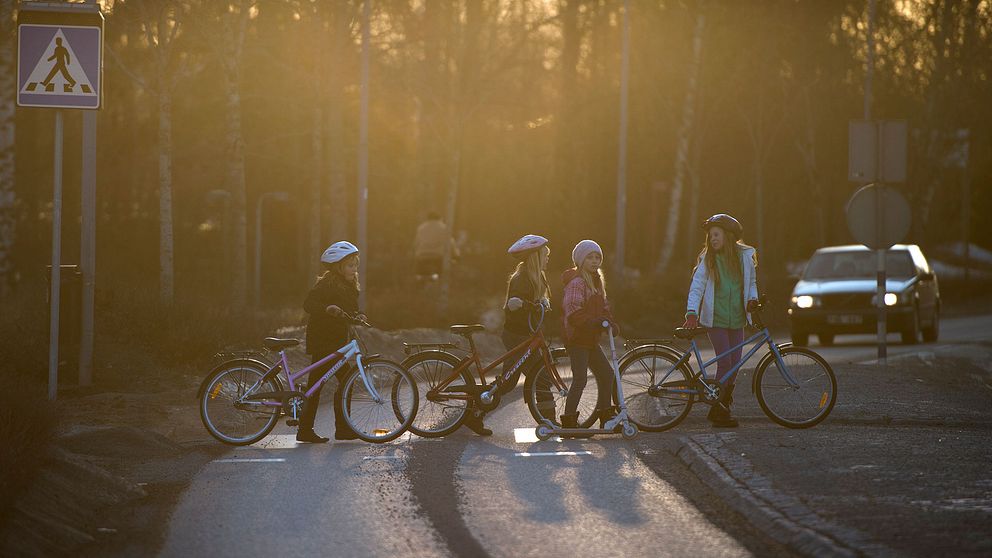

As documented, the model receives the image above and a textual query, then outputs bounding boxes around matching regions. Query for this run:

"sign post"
[17,2,103,399]
[848,120,909,368]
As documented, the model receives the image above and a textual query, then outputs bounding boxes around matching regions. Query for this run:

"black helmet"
[702,213,743,237]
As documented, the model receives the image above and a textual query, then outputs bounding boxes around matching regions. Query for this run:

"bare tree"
[656,5,705,273]
[108,0,202,305]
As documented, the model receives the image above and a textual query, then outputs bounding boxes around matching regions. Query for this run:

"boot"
[463,409,492,436]
[598,406,621,431]
[296,429,329,443]
[708,384,739,428]
[333,400,360,440]
[297,393,329,443]
[559,412,592,438]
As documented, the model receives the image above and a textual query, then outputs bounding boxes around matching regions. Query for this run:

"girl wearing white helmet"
[682,214,758,428]
[299,241,366,443]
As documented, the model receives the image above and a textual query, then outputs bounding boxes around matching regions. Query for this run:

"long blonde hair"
[580,267,606,296]
[508,245,551,301]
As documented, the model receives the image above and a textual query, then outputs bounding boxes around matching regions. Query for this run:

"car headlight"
[792,295,816,309]
[884,293,898,306]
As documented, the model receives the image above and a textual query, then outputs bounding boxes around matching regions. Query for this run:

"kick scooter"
[534,321,638,440]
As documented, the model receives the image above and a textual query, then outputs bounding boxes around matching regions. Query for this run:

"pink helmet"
[507,234,549,259]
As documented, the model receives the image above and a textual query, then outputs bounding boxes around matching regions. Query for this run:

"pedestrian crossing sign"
[18,24,102,109]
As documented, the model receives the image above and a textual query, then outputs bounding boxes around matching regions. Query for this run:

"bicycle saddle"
[450,324,485,336]
[263,337,301,350]
[674,327,709,340]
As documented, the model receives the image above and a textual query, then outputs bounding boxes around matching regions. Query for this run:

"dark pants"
[299,354,355,434]
[564,345,614,416]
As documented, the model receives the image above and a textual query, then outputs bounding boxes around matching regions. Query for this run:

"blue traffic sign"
[18,24,102,109]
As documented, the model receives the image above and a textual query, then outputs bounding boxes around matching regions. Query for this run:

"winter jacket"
[503,272,547,336]
[561,269,613,348]
[303,274,361,357]
[686,244,758,328]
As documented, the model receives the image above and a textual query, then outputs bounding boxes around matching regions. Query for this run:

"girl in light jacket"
[682,214,758,428]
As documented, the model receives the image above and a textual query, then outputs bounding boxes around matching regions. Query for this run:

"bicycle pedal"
[286,419,299,426]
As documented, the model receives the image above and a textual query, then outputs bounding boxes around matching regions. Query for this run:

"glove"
[506,297,523,311]
[746,299,759,313]
[682,313,698,329]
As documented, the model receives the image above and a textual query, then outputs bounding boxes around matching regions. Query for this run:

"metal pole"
[357,0,370,310]
[80,109,96,386]
[864,0,875,121]
[49,110,64,401]
[866,0,885,368]
[615,0,630,277]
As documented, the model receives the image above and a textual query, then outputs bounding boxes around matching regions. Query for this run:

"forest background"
[0,0,990,370]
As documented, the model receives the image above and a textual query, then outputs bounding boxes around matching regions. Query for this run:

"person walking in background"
[413,211,459,281]
[561,240,617,434]
[299,241,365,443]
[682,214,759,428]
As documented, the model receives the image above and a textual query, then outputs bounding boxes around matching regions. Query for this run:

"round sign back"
[845,184,912,249]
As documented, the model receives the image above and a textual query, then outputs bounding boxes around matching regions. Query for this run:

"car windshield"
[803,250,916,280]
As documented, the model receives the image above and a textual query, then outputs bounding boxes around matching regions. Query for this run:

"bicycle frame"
[657,326,800,401]
[240,339,383,412]
[424,328,567,402]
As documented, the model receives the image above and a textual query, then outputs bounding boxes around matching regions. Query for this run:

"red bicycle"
[402,303,601,437]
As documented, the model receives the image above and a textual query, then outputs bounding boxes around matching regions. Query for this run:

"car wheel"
[818,333,834,346]
[922,306,939,343]
[901,307,921,345]
[791,330,809,346]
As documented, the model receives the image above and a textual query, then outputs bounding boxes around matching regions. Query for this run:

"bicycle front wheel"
[340,359,419,443]
[403,351,474,438]
[199,362,282,446]
[755,346,837,428]
[618,348,695,431]
[524,348,598,428]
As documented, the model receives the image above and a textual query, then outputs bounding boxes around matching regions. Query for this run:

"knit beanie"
[572,239,603,268]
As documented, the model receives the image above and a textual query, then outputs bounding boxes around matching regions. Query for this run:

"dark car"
[788,244,940,346]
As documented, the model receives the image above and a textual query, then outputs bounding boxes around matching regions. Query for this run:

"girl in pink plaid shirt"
[560,240,617,432]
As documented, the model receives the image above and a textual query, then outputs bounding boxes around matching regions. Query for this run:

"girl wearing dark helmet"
[682,214,758,428]
[461,235,553,436]
[298,241,366,443]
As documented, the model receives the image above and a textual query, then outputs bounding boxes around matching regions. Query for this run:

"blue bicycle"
[618,298,837,430]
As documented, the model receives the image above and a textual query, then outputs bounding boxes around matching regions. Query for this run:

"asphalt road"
[160,314,990,558]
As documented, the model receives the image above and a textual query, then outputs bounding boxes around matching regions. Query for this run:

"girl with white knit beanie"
[560,239,617,432]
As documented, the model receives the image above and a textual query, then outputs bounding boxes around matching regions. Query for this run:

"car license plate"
[827,314,862,325]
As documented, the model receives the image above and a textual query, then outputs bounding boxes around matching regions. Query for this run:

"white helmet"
[321,241,359,264]
[508,234,548,259]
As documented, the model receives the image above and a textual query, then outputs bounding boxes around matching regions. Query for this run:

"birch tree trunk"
[0,0,15,299]
[656,7,704,274]
[220,3,250,310]
[326,2,349,241]
[308,9,324,283]
[158,89,175,303]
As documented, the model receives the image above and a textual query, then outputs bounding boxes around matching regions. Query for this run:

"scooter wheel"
[535,425,553,441]
[621,422,638,440]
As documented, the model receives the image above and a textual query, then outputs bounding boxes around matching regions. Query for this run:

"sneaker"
[296,429,329,443]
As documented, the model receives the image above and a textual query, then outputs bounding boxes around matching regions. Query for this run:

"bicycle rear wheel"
[755,346,837,428]
[618,348,695,431]
[339,359,418,443]
[524,348,598,428]
[199,362,282,446]
[403,351,474,437]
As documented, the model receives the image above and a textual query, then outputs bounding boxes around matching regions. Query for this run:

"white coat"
[686,244,758,328]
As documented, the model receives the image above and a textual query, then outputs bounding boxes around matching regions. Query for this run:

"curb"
[675,433,896,557]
